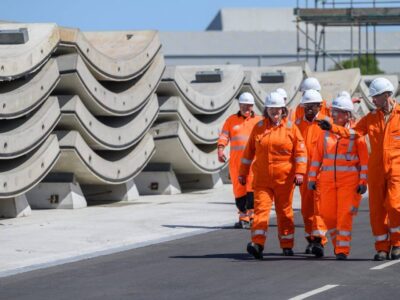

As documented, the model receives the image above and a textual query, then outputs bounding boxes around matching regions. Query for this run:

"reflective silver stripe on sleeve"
[287,120,293,128]
[375,234,389,241]
[337,230,352,237]
[336,240,350,247]
[321,166,358,172]
[324,116,330,121]
[295,157,307,163]
[327,228,337,235]
[222,130,229,135]
[231,145,246,151]
[252,230,267,237]
[308,171,317,177]
[349,128,357,139]
[311,161,321,167]
[323,154,359,161]
[219,136,228,140]
[389,226,400,233]
[231,135,249,141]
[241,158,252,165]
[280,234,294,240]
[360,165,368,171]
[360,174,368,179]
[312,230,327,236]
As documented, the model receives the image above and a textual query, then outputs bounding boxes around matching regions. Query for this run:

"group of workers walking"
[218,76,400,261]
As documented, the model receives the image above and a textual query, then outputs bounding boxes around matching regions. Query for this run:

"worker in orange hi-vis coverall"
[295,89,331,254]
[217,92,262,229]
[295,77,331,121]
[308,95,368,260]
[238,92,307,260]
[317,77,400,261]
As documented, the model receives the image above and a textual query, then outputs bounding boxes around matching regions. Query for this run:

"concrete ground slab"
[57,93,159,150]
[0,58,59,119]
[0,185,301,277]
[0,23,59,80]
[55,53,164,116]
[57,27,161,81]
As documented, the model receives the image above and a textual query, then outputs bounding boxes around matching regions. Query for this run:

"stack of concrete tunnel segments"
[0,22,165,217]
[137,65,244,195]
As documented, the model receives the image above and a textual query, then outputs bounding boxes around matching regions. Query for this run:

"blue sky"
[1,0,297,31]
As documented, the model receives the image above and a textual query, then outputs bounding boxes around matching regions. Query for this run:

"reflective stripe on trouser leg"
[368,172,390,252]
[274,182,295,249]
[252,188,274,246]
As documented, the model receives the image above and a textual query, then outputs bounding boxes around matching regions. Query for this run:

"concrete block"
[0,195,31,218]
[176,173,223,190]
[219,165,232,184]
[81,180,139,202]
[135,163,181,195]
[26,182,87,209]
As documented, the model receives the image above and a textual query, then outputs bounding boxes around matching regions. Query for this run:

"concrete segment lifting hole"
[150,182,159,190]
[49,194,59,204]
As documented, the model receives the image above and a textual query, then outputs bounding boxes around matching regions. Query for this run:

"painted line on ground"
[370,259,400,270]
[288,284,339,300]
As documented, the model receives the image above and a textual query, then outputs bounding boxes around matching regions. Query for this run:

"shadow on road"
[162,224,235,230]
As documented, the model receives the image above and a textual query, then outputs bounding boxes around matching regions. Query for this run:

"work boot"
[282,248,294,256]
[336,253,347,260]
[234,220,251,229]
[305,237,313,254]
[373,251,389,261]
[247,242,264,260]
[311,241,324,258]
[391,246,400,260]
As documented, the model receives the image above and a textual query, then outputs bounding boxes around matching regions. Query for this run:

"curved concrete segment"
[58,94,159,150]
[58,27,161,81]
[51,131,155,184]
[150,121,227,174]
[0,134,60,198]
[243,66,303,108]
[0,23,59,80]
[55,53,165,116]
[157,65,244,115]
[0,97,60,159]
[313,68,361,105]
[158,96,240,144]
[0,58,60,119]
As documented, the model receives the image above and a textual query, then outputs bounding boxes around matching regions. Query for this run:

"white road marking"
[370,260,400,270]
[289,284,339,300]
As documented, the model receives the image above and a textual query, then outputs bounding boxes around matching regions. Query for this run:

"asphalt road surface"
[1,200,399,300]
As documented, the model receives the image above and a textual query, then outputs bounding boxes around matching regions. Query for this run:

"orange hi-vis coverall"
[239,117,308,249]
[329,104,400,253]
[295,113,331,241]
[218,112,262,221]
[309,124,369,256]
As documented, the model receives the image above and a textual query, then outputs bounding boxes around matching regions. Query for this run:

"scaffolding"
[295,0,400,72]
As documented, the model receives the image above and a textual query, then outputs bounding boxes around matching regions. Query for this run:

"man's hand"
[294,174,304,186]
[308,181,316,190]
[217,147,227,162]
[238,176,246,185]
[357,184,367,195]
[316,119,332,131]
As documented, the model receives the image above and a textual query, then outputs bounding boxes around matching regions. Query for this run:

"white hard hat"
[264,92,285,108]
[300,77,321,92]
[337,91,351,99]
[301,89,322,104]
[332,95,354,112]
[276,88,288,99]
[369,77,394,97]
[238,92,255,105]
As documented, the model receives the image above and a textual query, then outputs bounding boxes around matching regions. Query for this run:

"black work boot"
[336,253,348,260]
[282,248,294,256]
[234,220,251,229]
[374,251,389,261]
[247,242,264,260]
[305,237,313,254]
[311,238,324,258]
[391,246,400,260]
